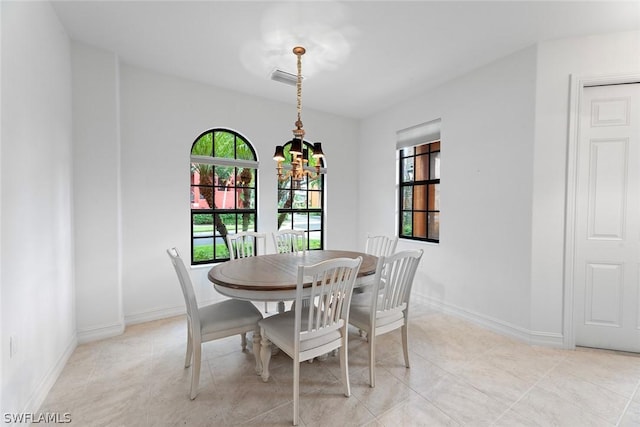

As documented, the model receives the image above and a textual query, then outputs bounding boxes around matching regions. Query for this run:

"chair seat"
[200,299,263,336]
[259,309,343,354]
[349,293,405,331]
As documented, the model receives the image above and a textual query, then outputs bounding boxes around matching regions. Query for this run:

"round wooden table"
[208,250,378,303]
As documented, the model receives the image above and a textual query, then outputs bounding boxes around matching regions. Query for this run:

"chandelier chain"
[296,51,302,127]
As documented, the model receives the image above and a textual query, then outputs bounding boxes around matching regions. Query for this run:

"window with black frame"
[276,140,325,250]
[397,119,441,243]
[190,129,258,264]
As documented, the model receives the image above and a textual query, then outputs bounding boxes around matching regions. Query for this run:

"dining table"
[207,249,379,380]
[208,249,378,301]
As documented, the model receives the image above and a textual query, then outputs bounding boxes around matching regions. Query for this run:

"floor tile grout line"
[615,378,640,426]
[490,350,568,426]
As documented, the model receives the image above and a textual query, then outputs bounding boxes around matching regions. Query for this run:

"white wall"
[530,30,640,339]
[1,0,75,415]
[358,31,640,345]
[359,46,538,338]
[71,42,124,342]
[68,59,360,326]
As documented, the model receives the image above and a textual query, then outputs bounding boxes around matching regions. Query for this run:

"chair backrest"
[272,229,306,254]
[166,248,200,332]
[295,257,362,351]
[227,231,266,260]
[365,234,398,257]
[372,249,423,318]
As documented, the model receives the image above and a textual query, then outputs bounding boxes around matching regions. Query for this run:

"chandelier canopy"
[273,46,324,184]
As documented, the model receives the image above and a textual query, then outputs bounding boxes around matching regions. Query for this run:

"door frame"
[563,72,640,349]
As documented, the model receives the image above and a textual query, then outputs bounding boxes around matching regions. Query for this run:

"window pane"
[193,238,213,263]
[416,144,429,155]
[191,133,213,156]
[430,141,440,151]
[193,214,213,230]
[193,213,214,262]
[278,190,291,209]
[279,178,292,190]
[413,212,427,238]
[278,213,293,230]
[401,146,414,157]
[214,186,236,209]
[413,184,427,210]
[293,190,307,209]
[308,231,321,249]
[191,163,213,186]
[237,168,255,188]
[402,157,414,182]
[215,238,230,259]
[218,213,237,234]
[309,212,322,231]
[308,175,322,190]
[430,151,441,179]
[428,212,440,240]
[308,190,322,208]
[401,212,412,237]
[237,213,255,233]
[428,183,440,210]
[291,212,308,231]
[213,131,235,158]
[415,154,429,181]
[191,186,211,209]
[236,138,254,160]
[239,188,255,209]
[402,186,413,209]
[214,166,234,186]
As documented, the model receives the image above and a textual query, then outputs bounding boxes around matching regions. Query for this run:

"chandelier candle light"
[273,46,324,185]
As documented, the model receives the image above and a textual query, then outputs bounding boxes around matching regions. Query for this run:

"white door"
[574,83,640,352]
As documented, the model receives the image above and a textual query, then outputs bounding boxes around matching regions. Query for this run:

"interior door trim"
[564,73,640,349]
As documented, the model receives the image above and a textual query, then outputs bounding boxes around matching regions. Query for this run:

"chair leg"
[190,344,201,400]
[241,332,247,351]
[260,327,272,382]
[340,335,351,397]
[369,332,376,388]
[293,358,300,426]
[401,323,410,368]
[185,327,193,368]
[252,325,262,375]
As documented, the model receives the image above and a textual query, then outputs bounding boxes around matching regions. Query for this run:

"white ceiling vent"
[270,69,303,86]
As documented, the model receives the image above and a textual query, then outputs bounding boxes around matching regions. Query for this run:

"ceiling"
[51,1,640,119]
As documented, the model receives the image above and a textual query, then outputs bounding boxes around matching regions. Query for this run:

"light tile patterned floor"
[39,305,640,426]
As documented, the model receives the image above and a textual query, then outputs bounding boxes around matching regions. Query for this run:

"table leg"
[260,328,272,382]
[252,326,262,375]
[277,300,285,313]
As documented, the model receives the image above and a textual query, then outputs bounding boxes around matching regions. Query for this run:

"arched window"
[276,140,325,250]
[190,129,258,264]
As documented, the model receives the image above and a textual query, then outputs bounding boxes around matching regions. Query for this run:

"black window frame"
[398,140,440,243]
[190,128,258,265]
[276,140,325,250]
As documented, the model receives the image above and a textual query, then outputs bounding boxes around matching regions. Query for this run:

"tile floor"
[39,304,640,426]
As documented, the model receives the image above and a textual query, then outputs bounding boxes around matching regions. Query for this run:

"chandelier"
[273,46,324,185]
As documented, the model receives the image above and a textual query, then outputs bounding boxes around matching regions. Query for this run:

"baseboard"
[124,305,185,326]
[23,335,77,418]
[77,321,125,344]
[413,293,565,348]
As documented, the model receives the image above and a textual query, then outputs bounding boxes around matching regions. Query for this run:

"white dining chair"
[272,229,306,254]
[227,231,266,260]
[354,234,399,301]
[365,234,398,257]
[348,249,423,388]
[166,247,263,399]
[258,256,362,426]
[227,231,269,312]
